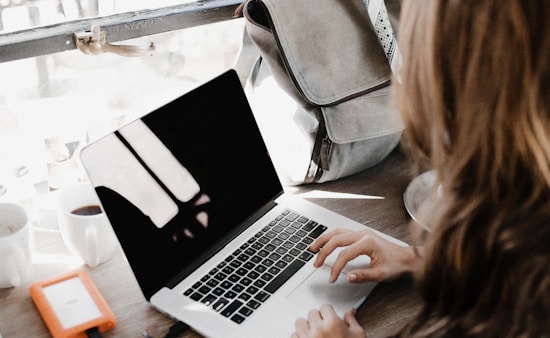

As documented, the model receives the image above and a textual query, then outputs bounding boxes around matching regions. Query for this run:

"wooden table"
[0,148,422,338]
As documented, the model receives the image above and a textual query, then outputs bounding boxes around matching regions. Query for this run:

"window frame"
[0,0,243,63]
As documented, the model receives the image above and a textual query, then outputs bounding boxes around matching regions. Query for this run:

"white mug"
[57,183,118,267]
[0,202,31,288]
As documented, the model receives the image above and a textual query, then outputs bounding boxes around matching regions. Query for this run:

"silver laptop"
[79,69,407,338]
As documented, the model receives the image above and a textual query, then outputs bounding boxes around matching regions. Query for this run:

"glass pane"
[0,18,245,205]
[0,0,198,33]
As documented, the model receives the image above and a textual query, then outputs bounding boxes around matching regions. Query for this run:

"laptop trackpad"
[287,265,376,315]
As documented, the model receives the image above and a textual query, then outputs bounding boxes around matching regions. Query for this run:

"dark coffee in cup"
[71,205,102,216]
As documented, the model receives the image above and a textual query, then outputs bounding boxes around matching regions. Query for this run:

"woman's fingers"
[293,317,310,337]
[346,267,388,283]
[292,305,365,338]
[310,228,350,252]
[343,308,358,326]
[343,308,365,336]
[325,230,379,282]
[307,307,324,326]
[311,227,416,283]
[312,229,358,268]
[318,304,339,320]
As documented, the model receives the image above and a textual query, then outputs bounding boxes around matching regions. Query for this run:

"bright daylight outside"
[0,0,245,218]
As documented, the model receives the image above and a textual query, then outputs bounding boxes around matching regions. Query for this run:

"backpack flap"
[258,0,392,104]
[322,86,402,144]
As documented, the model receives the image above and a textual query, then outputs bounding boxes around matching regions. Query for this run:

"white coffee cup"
[57,183,118,267]
[0,202,31,288]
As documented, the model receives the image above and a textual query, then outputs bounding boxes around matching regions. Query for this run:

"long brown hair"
[395,0,550,336]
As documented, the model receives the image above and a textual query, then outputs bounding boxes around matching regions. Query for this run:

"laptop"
[79,69,407,337]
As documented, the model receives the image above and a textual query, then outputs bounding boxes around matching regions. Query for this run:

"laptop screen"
[80,70,283,300]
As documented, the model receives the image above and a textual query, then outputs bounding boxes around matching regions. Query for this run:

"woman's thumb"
[343,308,360,327]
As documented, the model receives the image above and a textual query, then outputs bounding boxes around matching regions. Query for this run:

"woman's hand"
[310,228,417,283]
[291,305,365,338]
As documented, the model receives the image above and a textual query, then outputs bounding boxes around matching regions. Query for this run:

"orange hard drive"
[29,269,117,338]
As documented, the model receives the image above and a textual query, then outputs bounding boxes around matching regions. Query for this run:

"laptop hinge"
[164,196,282,289]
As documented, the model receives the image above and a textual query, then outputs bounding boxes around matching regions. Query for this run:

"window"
[0,0,249,205]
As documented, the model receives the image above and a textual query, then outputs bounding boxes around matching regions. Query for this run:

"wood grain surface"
[0,148,422,338]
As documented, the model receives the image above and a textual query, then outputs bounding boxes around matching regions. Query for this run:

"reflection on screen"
[82,71,284,299]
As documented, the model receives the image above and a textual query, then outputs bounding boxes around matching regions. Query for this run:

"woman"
[292,0,550,337]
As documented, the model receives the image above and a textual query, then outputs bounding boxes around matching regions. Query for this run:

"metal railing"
[0,0,243,63]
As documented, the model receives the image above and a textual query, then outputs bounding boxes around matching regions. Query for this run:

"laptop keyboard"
[183,209,327,324]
